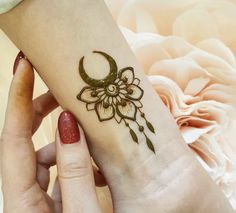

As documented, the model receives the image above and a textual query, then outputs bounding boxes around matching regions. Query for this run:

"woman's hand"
[0,55,106,213]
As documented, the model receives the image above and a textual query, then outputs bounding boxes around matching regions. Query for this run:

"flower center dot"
[106,84,119,96]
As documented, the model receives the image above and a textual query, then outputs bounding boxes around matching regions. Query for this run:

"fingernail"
[58,111,80,144]
[13,51,26,75]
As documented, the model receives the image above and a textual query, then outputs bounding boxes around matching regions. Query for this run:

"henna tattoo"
[77,51,156,153]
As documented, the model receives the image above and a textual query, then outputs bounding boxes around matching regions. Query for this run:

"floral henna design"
[77,51,156,153]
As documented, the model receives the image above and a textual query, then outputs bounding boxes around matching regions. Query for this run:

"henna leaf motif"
[146,136,155,153]
[130,129,138,143]
[146,121,155,134]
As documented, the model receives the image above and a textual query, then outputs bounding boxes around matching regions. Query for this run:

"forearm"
[0,0,178,168]
[0,0,233,212]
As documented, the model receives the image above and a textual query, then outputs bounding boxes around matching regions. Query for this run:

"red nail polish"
[13,51,26,75]
[58,111,80,144]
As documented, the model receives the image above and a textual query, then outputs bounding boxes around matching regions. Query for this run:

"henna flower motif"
[78,67,144,123]
[77,51,156,153]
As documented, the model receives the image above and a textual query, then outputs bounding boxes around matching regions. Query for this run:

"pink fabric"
[106,0,236,208]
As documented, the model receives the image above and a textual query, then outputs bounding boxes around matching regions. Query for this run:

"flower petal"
[95,101,115,121]
[116,100,137,120]
[116,96,122,103]
[119,93,127,99]
[118,67,134,84]
[133,78,140,85]
[77,86,102,103]
[86,103,95,111]
[119,83,127,88]
[133,100,143,108]
[114,113,122,123]
[125,84,144,100]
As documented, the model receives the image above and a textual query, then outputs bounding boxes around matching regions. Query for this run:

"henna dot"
[139,126,144,132]
[103,102,109,108]
[125,122,129,127]
[127,88,133,94]
[141,112,145,117]
[91,91,97,97]
[123,77,128,83]
[121,100,127,106]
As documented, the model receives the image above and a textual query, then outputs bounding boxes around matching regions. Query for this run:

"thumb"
[56,111,101,213]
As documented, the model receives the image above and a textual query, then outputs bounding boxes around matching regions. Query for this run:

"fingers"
[32,91,58,134]
[36,142,56,191]
[51,177,62,213]
[1,57,36,194]
[36,142,107,190]
[3,57,34,138]
[37,142,56,169]
[93,165,107,187]
[56,111,101,213]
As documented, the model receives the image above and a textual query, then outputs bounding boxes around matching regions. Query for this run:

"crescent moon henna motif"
[77,51,156,153]
[79,51,118,87]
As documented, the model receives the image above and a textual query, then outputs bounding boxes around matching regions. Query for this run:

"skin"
[0,0,234,212]
[77,51,155,152]
[1,58,107,212]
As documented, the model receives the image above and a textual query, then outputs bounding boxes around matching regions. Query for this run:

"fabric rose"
[121,29,236,208]
[106,0,236,55]
[105,0,236,208]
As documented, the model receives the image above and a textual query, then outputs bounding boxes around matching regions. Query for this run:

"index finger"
[1,56,36,195]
